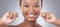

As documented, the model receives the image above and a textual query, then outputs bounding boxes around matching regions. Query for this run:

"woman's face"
[20,0,42,21]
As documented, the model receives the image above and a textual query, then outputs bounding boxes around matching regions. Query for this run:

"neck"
[23,19,37,27]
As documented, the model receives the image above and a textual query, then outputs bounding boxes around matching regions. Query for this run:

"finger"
[48,14,52,19]
[8,13,13,19]
[41,12,46,17]
[46,13,49,19]
[45,12,52,19]
[15,12,18,17]
[41,12,47,19]
[5,12,10,17]
[41,12,51,19]
[11,12,18,20]
[13,12,18,18]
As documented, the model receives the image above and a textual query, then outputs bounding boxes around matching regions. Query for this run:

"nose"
[29,6,35,12]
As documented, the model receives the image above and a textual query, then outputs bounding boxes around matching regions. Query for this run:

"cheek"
[35,8,41,13]
[35,7,41,16]
[22,8,28,16]
[36,9,40,15]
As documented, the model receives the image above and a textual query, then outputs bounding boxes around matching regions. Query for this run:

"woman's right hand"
[1,12,18,24]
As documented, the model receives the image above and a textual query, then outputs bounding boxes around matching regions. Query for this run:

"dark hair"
[20,0,43,6]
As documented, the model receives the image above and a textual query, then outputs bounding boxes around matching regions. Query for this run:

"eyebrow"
[34,2,39,4]
[23,2,39,5]
[24,2,29,5]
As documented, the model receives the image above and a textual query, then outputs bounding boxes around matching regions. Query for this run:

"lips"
[28,14,34,17]
[27,13,37,18]
[26,11,37,18]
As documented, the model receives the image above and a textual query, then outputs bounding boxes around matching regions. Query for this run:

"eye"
[35,5,39,7]
[24,5,29,7]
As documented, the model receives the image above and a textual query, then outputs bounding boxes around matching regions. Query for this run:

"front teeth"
[28,14,35,17]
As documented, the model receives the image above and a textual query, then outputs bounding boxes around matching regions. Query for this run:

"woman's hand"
[1,12,18,24]
[41,12,56,24]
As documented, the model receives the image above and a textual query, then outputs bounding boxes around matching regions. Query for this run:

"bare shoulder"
[0,25,17,27]
[16,23,24,27]
[16,23,42,27]
[36,24,42,27]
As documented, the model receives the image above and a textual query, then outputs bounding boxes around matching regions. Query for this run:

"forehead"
[22,0,41,3]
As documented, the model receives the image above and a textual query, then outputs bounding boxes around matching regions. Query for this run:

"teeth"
[28,14,35,17]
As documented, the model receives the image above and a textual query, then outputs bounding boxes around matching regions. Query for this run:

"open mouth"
[27,13,36,18]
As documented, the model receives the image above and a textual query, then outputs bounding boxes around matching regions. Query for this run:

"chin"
[28,18,36,21]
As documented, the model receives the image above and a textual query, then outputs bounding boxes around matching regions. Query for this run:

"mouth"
[28,14,35,17]
[27,13,37,18]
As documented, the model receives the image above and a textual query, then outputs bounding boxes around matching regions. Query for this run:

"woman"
[0,0,60,27]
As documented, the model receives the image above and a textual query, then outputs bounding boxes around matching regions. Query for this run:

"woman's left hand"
[41,12,56,24]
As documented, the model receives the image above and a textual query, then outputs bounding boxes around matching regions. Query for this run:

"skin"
[0,0,42,27]
[17,0,42,27]
[41,12,60,26]
[20,0,41,21]
[0,0,60,27]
